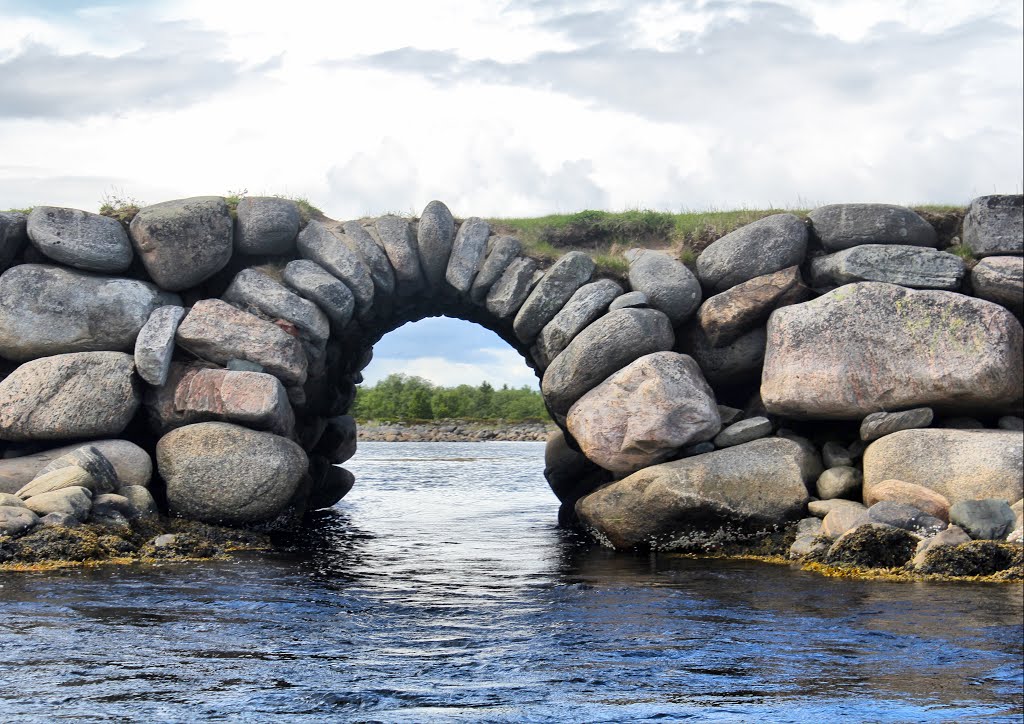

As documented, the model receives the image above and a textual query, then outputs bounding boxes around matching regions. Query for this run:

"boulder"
[912,525,972,568]
[808,498,866,519]
[119,485,159,519]
[574,437,813,549]
[313,415,357,464]
[470,236,522,304]
[534,279,622,366]
[223,268,330,344]
[129,196,233,291]
[308,464,355,510]
[948,499,1017,540]
[0,493,24,507]
[696,213,807,293]
[446,217,490,294]
[625,249,702,325]
[609,291,650,311]
[157,422,307,525]
[0,352,139,441]
[864,479,950,522]
[696,266,808,347]
[27,206,133,272]
[822,441,853,468]
[566,352,720,473]
[790,532,830,559]
[339,221,396,301]
[809,245,965,290]
[807,204,937,251]
[543,430,610,510]
[134,305,186,386]
[678,322,766,388]
[542,308,675,420]
[486,256,539,319]
[914,538,1019,576]
[816,466,862,500]
[824,524,919,568]
[39,512,80,528]
[863,429,1023,506]
[0,264,179,361]
[234,197,300,255]
[712,417,772,448]
[514,252,595,344]
[416,200,456,289]
[868,500,945,535]
[297,221,375,316]
[859,408,934,442]
[971,256,1023,317]
[23,486,92,521]
[27,446,116,494]
[761,283,1024,419]
[282,260,355,328]
[0,211,27,270]
[175,299,307,386]
[0,440,153,495]
[375,215,424,296]
[91,493,132,519]
[0,505,38,536]
[170,367,293,436]
[820,506,870,538]
[962,195,1023,257]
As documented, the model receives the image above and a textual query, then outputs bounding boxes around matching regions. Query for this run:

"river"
[1,441,1021,722]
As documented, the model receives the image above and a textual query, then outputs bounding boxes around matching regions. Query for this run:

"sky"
[1,0,1022,388]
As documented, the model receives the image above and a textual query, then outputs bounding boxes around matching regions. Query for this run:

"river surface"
[0,441,1022,722]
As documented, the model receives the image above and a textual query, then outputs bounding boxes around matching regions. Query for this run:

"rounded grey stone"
[809,245,965,290]
[0,505,39,536]
[223,268,330,344]
[446,217,490,294]
[375,215,424,296]
[860,407,934,442]
[486,256,539,319]
[696,214,808,293]
[471,235,522,304]
[678,322,766,387]
[815,466,862,500]
[0,211,28,271]
[713,416,773,448]
[134,305,186,386]
[962,195,1023,257]
[234,197,300,255]
[949,499,1017,540]
[971,256,1023,316]
[868,500,945,535]
[808,204,937,251]
[417,200,456,288]
[822,441,853,468]
[296,221,375,316]
[514,251,595,344]
[282,259,355,328]
[625,249,701,324]
[609,291,649,311]
[340,221,396,300]
[534,279,623,366]
[27,206,133,272]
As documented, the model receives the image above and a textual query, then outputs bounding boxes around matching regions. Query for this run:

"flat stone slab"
[134,305,186,386]
[809,244,965,290]
[808,204,937,251]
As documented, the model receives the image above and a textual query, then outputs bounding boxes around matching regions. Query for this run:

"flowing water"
[1,441,1021,722]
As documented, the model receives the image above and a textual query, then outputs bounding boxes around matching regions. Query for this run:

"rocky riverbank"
[357,420,555,442]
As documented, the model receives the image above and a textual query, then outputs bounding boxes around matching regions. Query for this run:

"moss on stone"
[825,525,919,569]
[917,540,1023,577]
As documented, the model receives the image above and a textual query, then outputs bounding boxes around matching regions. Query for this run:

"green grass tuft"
[98,189,142,226]
[3,207,34,214]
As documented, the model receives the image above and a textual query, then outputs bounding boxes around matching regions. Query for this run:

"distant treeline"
[351,374,549,422]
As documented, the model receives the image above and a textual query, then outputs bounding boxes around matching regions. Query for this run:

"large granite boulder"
[761,283,1024,419]
[971,256,1023,317]
[27,206,133,272]
[808,245,965,290]
[863,429,1022,506]
[962,195,1023,257]
[157,422,307,525]
[0,439,151,495]
[375,215,424,296]
[696,214,807,293]
[534,279,622,366]
[282,260,355,328]
[416,200,456,288]
[696,266,807,347]
[23,486,92,521]
[175,299,307,386]
[446,217,490,294]
[223,268,330,344]
[542,308,675,420]
[129,196,233,291]
[514,252,595,343]
[625,249,702,325]
[339,221,396,301]
[297,221,375,316]
[0,211,27,271]
[678,322,766,387]
[234,197,300,255]
[134,305,186,386]
[575,437,813,549]
[0,352,139,441]
[470,236,522,304]
[807,204,937,251]
[0,264,179,361]
[567,352,720,473]
[486,256,539,319]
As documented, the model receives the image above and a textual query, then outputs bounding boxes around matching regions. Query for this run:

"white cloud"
[361,348,540,389]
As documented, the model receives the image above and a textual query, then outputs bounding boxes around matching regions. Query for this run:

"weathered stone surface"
[863,430,1023,506]
[514,252,595,344]
[0,211,27,270]
[417,200,456,289]
[808,498,866,519]
[609,291,649,311]
[119,485,158,519]
[820,506,870,538]
[282,260,355,328]
[308,464,355,510]
[158,422,307,525]
[949,499,1017,540]
[0,504,39,535]
[678,323,766,387]
[625,249,702,325]
[716,405,743,426]
[713,417,772,448]
[790,532,830,559]
[172,367,293,436]
[297,221,375,316]
[543,431,610,523]
[375,215,424,296]
[859,407,934,442]
[809,245,965,290]
[0,492,25,507]
[0,440,153,495]
[761,283,1024,419]
[486,256,539,319]
[23,486,92,521]
[912,525,972,568]
[234,197,300,255]
[696,266,808,347]
[575,437,813,549]
[0,352,139,442]
[176,299,307,386]
[27,206,132,272]
[339,221,396,301]
[223,268,330,344]
[696,214,808,293]
[534,279,622,366]
[31,446,117,494]
[16,466,95,499]
[962,195,1023,257]
[816,466,862,500]
[470,236,522,304]
[864,479,950,522]
[91,492,132,519]
[825,523,919,568]
[129,196,233,291]
[822,441,853,469]
[446,217,490,294]
[808,204,937,251]
[868,500,945,535]
[134,305,186,386]
[566,352,720,473]
[0,264,179,361]
[542,308,675,419]
[971,256,1023,316]
[774,431,824,482]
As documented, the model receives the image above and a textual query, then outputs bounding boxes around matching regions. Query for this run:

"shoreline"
[356,420,555,442]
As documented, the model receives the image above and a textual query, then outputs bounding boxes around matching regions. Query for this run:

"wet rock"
[176,299,307,386]
[339,221,396,302]
[514,252,595,343]
[809,245,965,290]
[825,523,919,568]
[542,308,675,420]
[0,264,178,361]
[234,197,300,255]
[575,437,812,549]
[119,485,159,519]
[971,256,1023,316]
[308,464,355,510]
[807,204,937,251]
[0,352,139,441]
[0,505,38,536]
[761,283,1023,419]
[297,221,375,316]
[820,506,870,538]
[314,415,357,465]
[868,500,945,535]
[696,213,808,293]
[23,486,92,521]
[915,540,1022,576]
[129,196,233,291]
[696,266,808,347]
[566,352,720,473]
[417,200,456,289]
[534,279,622,366]
[608,291,649,311]
[470,235,522,304]
[134,305,186,387]
[864,479,951,523]
[859,408,933,442]
[816,466,862,500]
[948,499,1017,540]
[822,441,853,469]
[223,268,330,344]
[27,206,133,272]
[486,256,539,319]
[0,211,27,270]
[863,430,1022,506]
[713,417,772,449]
[625,249,702,325]
[16,466,96,500]
[962,195,1023,257]
[808,498,866,519]
[677,323,766,388]
[158,422,307,525]
[445,217,490,295]
[281,260,355,328]
[375,215,424,296]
